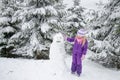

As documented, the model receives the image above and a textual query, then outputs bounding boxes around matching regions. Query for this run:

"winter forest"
[0,0,120,80]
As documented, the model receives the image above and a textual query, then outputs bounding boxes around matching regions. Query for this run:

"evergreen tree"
[59,0,85,54]
[88,0,120,69]
[0,0,63,59]
[64,0,85,36]
[0,0,18,58]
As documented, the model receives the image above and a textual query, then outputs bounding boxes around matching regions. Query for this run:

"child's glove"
[81,55,85,60]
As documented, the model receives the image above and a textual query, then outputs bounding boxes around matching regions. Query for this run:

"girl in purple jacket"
[64,29,88,76]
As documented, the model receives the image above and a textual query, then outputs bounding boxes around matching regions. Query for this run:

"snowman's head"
[53,33,64,44]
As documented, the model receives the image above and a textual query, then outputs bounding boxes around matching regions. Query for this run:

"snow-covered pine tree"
[45,0,86,55]
[58,0,84,37]
[0,0,64,59]
[60,0,86,54]
[0,0,18,58]
[88,0,120,69]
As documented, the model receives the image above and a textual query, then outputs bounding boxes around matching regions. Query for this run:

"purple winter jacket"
[67,37,88,56]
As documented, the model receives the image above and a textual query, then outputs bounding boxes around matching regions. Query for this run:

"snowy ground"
[0,33,120,80]
[0,51,120,80]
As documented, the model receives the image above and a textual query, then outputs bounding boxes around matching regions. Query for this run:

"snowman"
[50,33,65,61]
[49,33,66,75]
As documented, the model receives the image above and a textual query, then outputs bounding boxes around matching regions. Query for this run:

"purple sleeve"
[82,40,88,55]
[67,37,75,42]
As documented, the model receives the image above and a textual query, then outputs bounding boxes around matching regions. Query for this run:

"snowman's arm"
[67,37,75,42]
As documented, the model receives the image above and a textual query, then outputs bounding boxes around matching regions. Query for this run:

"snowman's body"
[50,33,65,61]
[49,33,66,74]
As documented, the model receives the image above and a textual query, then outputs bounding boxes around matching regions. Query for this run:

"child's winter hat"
[77,29,88,36]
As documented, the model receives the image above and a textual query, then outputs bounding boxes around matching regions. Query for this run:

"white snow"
[1,26,15,33]
[109,8,120,19]
[63,0,109,10]
[45,6,58,16]
[30,33,39,46]
[0,33,120,80]
[41,23,51,33]
[21,22,31,30]
[33,8,46,15]
[0,17,10,25]
[0,1,3,9]
[66,14,77,21]
[81,0,108,9]
[63,0,73,9]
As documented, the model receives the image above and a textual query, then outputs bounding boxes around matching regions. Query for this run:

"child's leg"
[76,53,82,76]
[76,61,82,76]
[71,53,77,73]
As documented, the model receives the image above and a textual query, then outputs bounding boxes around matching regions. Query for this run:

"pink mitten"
[81,55,85,60]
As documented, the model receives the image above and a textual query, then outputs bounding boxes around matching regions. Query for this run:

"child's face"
[77,34,84,38]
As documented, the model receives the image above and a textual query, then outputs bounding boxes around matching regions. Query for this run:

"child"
[64,29,88,76]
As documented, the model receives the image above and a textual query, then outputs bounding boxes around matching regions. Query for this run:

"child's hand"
[81,55,85,60]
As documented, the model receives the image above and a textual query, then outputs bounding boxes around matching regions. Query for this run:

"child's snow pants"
[71,51,82,75]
